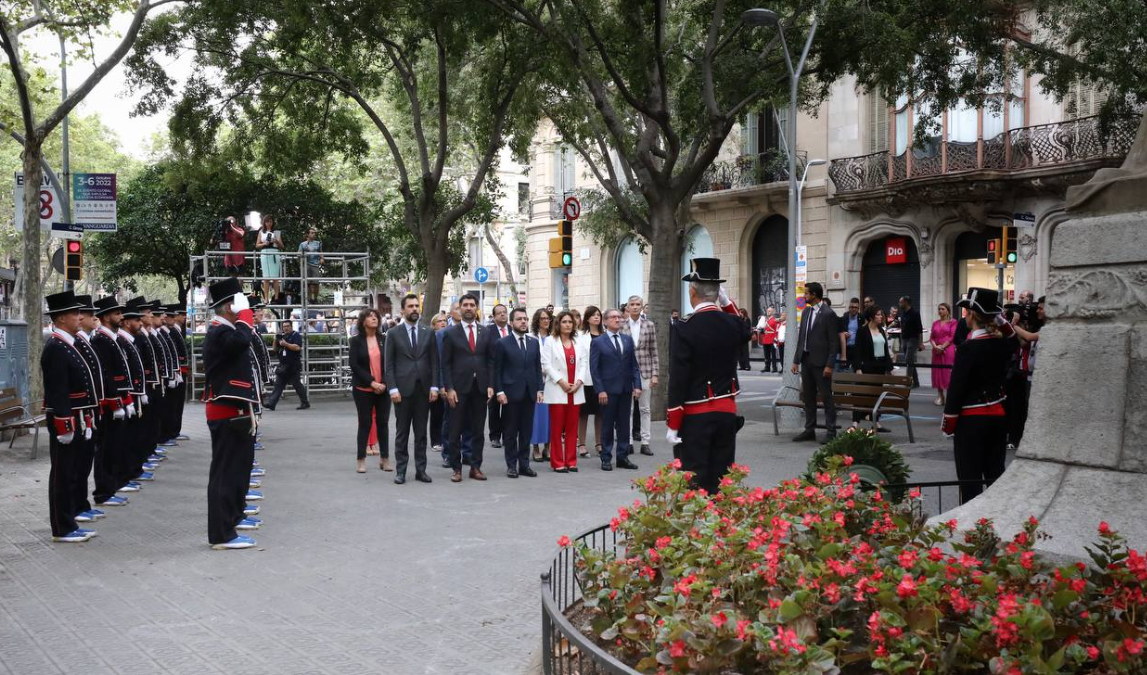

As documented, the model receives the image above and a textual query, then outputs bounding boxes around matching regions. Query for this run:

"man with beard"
[384,293,439,485]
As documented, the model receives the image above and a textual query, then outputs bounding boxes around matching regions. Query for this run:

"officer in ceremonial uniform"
[116,300,148,494]
[665,259,753,494]
[70,296,109,525]
[247,296,271,457]
[202,277,262,550]
[41,291,99,543]
[155,303,184,446]
[91,296,134,507]
[941,287,1018,505]
[143,301,176,450]
[125,297,162,480]
[168,304,191,441]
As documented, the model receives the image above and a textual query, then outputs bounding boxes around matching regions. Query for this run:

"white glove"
[141,394,149,406]
[231,292,250,312]
[167,379,177,389]
[58,431,75,444]
[175,373,184,385]
[83,427,93,441]
[113,407,126,420]
[125,403,136,417]
[666,428,683,445]
[718,286,732,308]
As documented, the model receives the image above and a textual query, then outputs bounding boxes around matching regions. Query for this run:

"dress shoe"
[356,459,366,474]
[600,458,613,471]
[639,445,653,456]
[394,474,406,485]
[297,402,311,409]
[616,458,639,470]
[519,467,537,477]
[506,468,519,478]
[469,468,487,481]
[491,438,503,448]
[415,472,432,483]
[263,404,276,412]
[379,457,393,472]
[451,471,463,483]
[791,431,817,442]
[567,466,578,473]
[553,467,568,474]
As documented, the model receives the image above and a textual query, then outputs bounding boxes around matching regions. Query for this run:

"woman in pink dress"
[929,303,958,406]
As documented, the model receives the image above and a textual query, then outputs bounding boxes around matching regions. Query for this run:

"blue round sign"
[474,267,489,283]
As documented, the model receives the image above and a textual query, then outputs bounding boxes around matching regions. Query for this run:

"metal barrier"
[888,479,987,518]
[188,250,371,399]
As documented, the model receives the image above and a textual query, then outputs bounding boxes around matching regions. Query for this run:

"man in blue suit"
[590,308,643,471]
[436,315,472,468]
[492,308,544,478]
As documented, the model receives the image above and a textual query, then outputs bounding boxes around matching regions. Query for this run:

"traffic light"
[64,239,83,281]
[986,238,1001,264]
[548,220,573,268]
[1002,226,1018,264]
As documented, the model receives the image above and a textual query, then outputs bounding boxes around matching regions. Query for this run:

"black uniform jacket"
[203,317,260,408]
[41,329,98,421]
[944,329,1018,416]
[73,333,105,402]
[667,303,752,425]
[250,331,271,385]
[134,328,161,390]
[116,329,146,396]
[92,326,133,404]
[148,329,173,382]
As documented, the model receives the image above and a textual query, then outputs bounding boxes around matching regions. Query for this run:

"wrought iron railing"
[695,149,806,195]
[829,114,1139,194]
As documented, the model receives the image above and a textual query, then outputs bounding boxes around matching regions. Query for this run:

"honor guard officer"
[70,296,108,525]
[154,303,184,446]
[91,296,134,508]
[202,277,262,550]
[942,287,1019,505]
[665,258,753,495]
[247,296,271,457]
[124,298,161,480]
[42,291,100,543]
[117,300,148,493]
[143,301,176,452]
[168,304,191,441]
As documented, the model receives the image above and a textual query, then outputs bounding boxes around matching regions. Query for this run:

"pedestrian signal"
[65,239,83,281]
[549,220,573,268]
[986,239,1000,265]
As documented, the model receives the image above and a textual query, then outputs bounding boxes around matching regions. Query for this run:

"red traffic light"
[67,240,82,253]
[987,240,998,251]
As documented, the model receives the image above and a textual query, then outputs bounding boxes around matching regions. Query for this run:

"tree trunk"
[21,141,45,412]
[483,222,518,302]
[422,247,448,328]
[177,277,189,305]
[645,200,684,422]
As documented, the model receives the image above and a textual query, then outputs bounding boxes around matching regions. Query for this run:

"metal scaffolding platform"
[187,250,372,400]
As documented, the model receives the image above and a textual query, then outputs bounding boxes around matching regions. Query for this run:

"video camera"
[214,218,234,250]
[1004,300,1039,329]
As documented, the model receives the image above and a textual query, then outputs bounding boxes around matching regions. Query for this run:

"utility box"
[0,320,31,406]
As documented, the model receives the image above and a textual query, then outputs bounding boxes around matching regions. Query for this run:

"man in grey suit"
[385,293,440,484]
[790,282,839,443]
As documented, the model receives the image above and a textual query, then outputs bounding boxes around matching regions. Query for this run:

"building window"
[867,94,889,153]
[1065,78,1105,120]
[554,145,577,195]
[517,182,530,215]
[680,226,714,313]
[615,236,644,309]
[467,236,482,272]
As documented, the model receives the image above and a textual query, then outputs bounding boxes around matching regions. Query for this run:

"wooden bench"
[771,372,915,442]
[0,387,45,459]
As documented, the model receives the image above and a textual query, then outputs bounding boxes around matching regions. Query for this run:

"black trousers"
[488,397,503,442]
[447,389,487,471]
[631,398,641,442]
[953,415,1007,504]
[800,354,836,433]
[600,391,633,462]
[266,362,308,408]
[501,398,536,471]
[207,415,255,544]
[678,412,738,495]
[72,429,97,517]
[429,398,444,447]
[738,343,750,370]
[47,415,82,536]
[135,392,162,474]
[352,389,391,460]
[393,386,429,475]
[172,380,187,437]
[1004,373,1030,446]
[93,412,128,504]
[763,344,778,371]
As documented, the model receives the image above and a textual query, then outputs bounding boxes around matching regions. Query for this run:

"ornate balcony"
[828,115,1139,197]
[695,149,806,195]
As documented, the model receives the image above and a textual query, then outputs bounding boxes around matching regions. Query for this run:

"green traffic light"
[562,253,572,266]
[1006,252,1017,263]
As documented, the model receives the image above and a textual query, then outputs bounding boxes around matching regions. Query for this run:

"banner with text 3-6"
[73,173,118,232]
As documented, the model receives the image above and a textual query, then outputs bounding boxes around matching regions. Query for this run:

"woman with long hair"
[428,312,448,454]
[529,308,553,462]
[929,302,958,406]
[576,306,604,458]
[254,214,283,303]
[850,306,892,427]
[349,309,392,473]
[542,311,587,472]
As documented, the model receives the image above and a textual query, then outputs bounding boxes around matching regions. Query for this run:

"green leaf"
[780,598,804,622]
[1052,589,1079,610]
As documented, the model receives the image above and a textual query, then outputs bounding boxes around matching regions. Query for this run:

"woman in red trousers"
[541,312,587,472]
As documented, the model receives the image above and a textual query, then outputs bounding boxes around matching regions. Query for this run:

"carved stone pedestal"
[931,118,1147,557]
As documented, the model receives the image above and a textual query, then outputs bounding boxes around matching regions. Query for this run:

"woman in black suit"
[349,309,391,473]
[851,306,892,426]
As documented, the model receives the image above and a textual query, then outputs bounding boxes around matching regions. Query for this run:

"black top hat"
[74,294,96,312]
[123,296,147,319]
[681,257,726,284]
[170,303,187,315]
[152,301,169,315]
[208,277,243,308]
[956,287,1003,316]
[94,296,125,316]
[45,290,84,316]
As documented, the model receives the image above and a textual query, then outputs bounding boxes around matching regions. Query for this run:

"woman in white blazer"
[541,311,588,472]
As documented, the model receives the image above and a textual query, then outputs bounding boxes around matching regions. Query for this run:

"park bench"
[771,372,915,442]
[0,387,45,459]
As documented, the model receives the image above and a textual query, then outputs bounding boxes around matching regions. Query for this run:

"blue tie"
[612,334,622,355]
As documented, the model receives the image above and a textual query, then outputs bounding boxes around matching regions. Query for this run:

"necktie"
[468,325,475,352]
[612,334,622,355]
[409,326,416,348]
[519,336,526,353]
[501,326,507,338]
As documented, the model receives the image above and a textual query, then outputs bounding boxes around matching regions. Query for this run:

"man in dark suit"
[898,295,924,388]
[385,293,439,485]
[440,293,490,482]
[791,282,840,443]
[589,308,642,471]
[486,304,511,449]
[492,307,543,478]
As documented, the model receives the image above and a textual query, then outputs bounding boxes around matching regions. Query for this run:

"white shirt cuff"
[430,387,439,393]
[388,388,398,395]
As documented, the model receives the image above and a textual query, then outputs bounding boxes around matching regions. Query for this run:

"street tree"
[0,0,177,406]
[127,0,542,321]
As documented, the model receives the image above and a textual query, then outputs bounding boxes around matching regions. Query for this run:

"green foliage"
[566,460,1147,674]
[806,428,911,500]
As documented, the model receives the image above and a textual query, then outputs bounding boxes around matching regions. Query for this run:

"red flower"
[896,574,918,598]
[668,639,686,658]
[1099,521,1112,535]
[898,549,918,570]
[557,535,571,547]
[1086,645,1100,660]
[670,458,682,470]
[908,487,922,499]
[842,455,854,466]
[735,619,751,641]
[655,536,672,550]
[711,611,728,628]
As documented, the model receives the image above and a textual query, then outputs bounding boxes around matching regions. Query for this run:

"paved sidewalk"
[0,397,964,675]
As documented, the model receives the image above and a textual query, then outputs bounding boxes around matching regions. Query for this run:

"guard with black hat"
[143,301,176,452]
[665,258,753,494]
[41,290,99,543]
[167,303,191,441]
[202,277,261,550]
[116,298,148,494]
[942,287,1019,504]
[69,295,107,525]
[154,302,184,446]
[91,296,135,507]
[125,297,161,482]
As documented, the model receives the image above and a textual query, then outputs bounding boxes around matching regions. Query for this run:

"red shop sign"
[885,237,908,264]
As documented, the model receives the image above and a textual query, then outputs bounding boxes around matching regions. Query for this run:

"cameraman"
[1003,293,1043,451]
[263,320,311,411]
[218,216,247,277]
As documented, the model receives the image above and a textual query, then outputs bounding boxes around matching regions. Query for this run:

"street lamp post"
[797,158,827,248]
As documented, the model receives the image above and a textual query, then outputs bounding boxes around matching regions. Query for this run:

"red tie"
[468,325,476,352]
